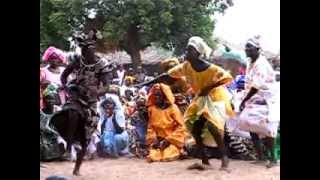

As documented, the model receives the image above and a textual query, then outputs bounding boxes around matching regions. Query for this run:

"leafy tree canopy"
[40,0,233,67]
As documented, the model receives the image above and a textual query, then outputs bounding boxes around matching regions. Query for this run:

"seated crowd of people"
[40,36,280,169]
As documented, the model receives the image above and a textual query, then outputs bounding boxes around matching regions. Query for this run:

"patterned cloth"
[67,56,110,141]
[168,61,234,147]
[224,129,257,160]
[40,111,62,161]
[185,131,257,161]
[228,75,246,91]
[40,66,67,104]
[43,84,58,97]
[238,55,279,138]
[127,100,148,157]
[174,93,189,113]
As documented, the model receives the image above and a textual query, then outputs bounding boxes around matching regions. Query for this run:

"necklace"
[80,56,101,68]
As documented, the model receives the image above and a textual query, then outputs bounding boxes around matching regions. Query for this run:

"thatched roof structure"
[96,46,173,65]
[95,39,279,76]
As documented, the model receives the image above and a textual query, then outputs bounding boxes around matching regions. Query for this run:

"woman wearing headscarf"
[120,76,137,97]
[146,83,187,162]
[136,36,234,171]
[238,36,279,168]
[41,46,68,105]
[160,57,190,113]
[99,97,129,158]
[127,95,149,158]
[40,85,64,161]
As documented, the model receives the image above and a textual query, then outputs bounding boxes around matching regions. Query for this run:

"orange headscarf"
[147,83,175,107]
[160,58,180,72]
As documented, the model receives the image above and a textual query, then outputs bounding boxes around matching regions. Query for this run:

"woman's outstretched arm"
[133,73,177,88]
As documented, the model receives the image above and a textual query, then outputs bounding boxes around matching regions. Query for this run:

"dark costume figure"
[50,30,114,176]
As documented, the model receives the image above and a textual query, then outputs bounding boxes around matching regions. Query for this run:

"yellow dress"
[168,61,234,146]
[146,83,187,161]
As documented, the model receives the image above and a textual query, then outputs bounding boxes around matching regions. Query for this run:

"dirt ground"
[40,157,280,180]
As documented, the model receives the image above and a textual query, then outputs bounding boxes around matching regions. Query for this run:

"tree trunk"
[128,48,141,71]
[125,24,142,71]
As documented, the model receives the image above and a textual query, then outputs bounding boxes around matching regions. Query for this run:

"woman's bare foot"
[187,163,213,170]
[61,152,72,161]
[203,164,213,170]
[187,163,205,170]
[251,160,266,165]
[266,160,277,168]
[219,166,231,173]
[146,157,153,163]
[73,170,81,176]
[220,156,231,173]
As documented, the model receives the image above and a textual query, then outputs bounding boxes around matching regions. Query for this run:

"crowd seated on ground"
[40,38,279,169]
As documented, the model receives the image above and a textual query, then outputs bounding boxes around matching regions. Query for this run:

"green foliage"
[40,0,233,62]
[100,0,231,56]
[40,0,87,53]
[41,0,69,53]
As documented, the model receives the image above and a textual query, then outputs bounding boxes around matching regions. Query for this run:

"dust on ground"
[40,157,279,180]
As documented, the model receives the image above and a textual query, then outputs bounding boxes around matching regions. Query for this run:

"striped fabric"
[225,130,257,160]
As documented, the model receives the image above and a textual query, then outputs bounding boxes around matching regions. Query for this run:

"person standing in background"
[238,36,279,168]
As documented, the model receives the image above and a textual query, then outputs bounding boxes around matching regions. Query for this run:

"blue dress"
[100,105,129,157]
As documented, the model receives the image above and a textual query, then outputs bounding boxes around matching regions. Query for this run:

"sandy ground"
[40,157,280,180]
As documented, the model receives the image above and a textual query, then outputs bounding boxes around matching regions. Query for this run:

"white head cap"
[187,36,212,60]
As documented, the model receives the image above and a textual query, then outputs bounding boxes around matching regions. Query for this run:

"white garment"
[116,69,125,85]
[87,133,100,155]
[232,90,246,113]
[56,137,77,161]
[238,55,279,137]
[139,86,148,96]
[245,55,277,103]
[226,117,251,139]
[120,85,137,97]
